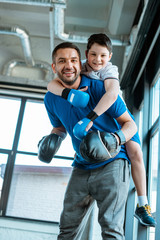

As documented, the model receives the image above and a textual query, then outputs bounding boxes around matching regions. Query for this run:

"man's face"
[52,48,81,86]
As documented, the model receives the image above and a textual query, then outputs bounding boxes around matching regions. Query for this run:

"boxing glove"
[73,111,98,140]
[62,88,90,108]
[38,133,63,163]
[80,130,126,163]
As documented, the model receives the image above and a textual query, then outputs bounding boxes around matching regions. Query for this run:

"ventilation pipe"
[2,59,53,81]
[53,4,130,46]
[0,25,53,81]
[0,25,35,66]
[0,0,65,7]
[0,0,129,46]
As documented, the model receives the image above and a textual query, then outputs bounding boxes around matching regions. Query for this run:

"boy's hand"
[73,111,98,140]
[62,88,90,108]
[73,118,90,140]
[85,121,93,132]
[79,86,88,92]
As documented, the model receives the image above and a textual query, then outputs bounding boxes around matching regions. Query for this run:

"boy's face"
[86,43,112,71]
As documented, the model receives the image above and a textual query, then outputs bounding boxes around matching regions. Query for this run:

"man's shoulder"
[81,74,104,85]
[44,91,56,104]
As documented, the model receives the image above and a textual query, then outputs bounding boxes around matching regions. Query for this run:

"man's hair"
[52,42,81,63]
[87,33,112,54]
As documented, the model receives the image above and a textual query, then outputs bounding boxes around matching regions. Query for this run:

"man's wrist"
[114,130,126,145]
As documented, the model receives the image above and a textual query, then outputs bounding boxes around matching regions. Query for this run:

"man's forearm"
[51,126,67,140]
[120,119,137,143]
[116,111,138,144]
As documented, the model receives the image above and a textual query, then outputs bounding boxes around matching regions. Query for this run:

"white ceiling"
[0,0,141,90]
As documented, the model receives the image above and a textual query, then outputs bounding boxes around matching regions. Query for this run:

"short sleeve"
[44,92,62,128]
[100,62,119,80]
[107,95,127,118]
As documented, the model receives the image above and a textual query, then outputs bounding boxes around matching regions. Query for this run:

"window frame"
[0,91,74,223]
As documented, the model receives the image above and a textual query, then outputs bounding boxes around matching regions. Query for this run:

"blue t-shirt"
[44,75,136,170]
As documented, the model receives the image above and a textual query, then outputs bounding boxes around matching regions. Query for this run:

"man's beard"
[57,72,80,86]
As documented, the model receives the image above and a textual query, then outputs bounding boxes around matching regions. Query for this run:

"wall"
[0,217,58,240]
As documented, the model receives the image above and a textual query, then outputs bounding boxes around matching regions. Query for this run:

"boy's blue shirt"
[44,75,131,170]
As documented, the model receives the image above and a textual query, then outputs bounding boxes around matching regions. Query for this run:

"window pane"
[0,153,8,199]
[18,100,75,158]
[149,132,159,239]
[0,97,21,149]
[152,77,160,124]
[18,100,52,153]
[6,153,72,222]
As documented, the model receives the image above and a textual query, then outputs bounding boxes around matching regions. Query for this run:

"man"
[38,42,137,239]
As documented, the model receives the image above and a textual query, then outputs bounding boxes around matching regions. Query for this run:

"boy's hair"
[87,33,112,54]
[52,42,81,63]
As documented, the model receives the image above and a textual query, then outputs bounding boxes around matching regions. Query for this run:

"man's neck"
[60,76,81,90]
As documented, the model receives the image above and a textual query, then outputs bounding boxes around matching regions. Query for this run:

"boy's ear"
[109,52,113,61]
[51,63,56,73]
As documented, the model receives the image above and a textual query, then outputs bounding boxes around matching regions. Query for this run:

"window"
[151,77,160,125]
[149,132,158,240]
[148,75,160,240]
[0,94,74,222]
[0,97,21,149]
[0,154,8,198]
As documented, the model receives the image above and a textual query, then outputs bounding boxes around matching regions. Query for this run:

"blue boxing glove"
[73,111,99,140]
[62,88,89,108]
[73,118,90,140]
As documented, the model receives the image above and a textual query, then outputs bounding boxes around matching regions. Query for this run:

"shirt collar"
[78,75,91,89]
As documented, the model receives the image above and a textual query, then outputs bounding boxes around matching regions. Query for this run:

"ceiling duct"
[0,0,65,7]
[2,59,53,81]
[0,0,129,46]
[0,25,53,81]
[0,25,35,66]
[53,4,130,46]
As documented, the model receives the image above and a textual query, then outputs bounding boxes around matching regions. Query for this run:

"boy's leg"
[125,140,146,196]
[126,140,156,227]
[57,167,94,240]
[89,159,130,240]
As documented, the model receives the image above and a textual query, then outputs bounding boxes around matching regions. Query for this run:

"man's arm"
[51,125,67,140]
[115,111,137,144]
[38,125,67,163]
[79,110,138,163]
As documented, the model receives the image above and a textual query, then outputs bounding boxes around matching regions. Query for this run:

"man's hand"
[38,133,63,163]
[79,130,126,163]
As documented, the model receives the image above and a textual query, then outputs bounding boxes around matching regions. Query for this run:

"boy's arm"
[73,78,120,140]
[93,78,119,116]
[85,78,119,131]
[47,78,65,96]
[47,78,89,108]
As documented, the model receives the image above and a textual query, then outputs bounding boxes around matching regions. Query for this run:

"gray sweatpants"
[57,159,130,240]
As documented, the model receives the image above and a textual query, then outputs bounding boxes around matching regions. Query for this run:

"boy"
[47,34,156,227]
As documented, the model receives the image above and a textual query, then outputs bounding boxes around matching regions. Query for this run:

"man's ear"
[80,60,82,70]
[51,63,56,73]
